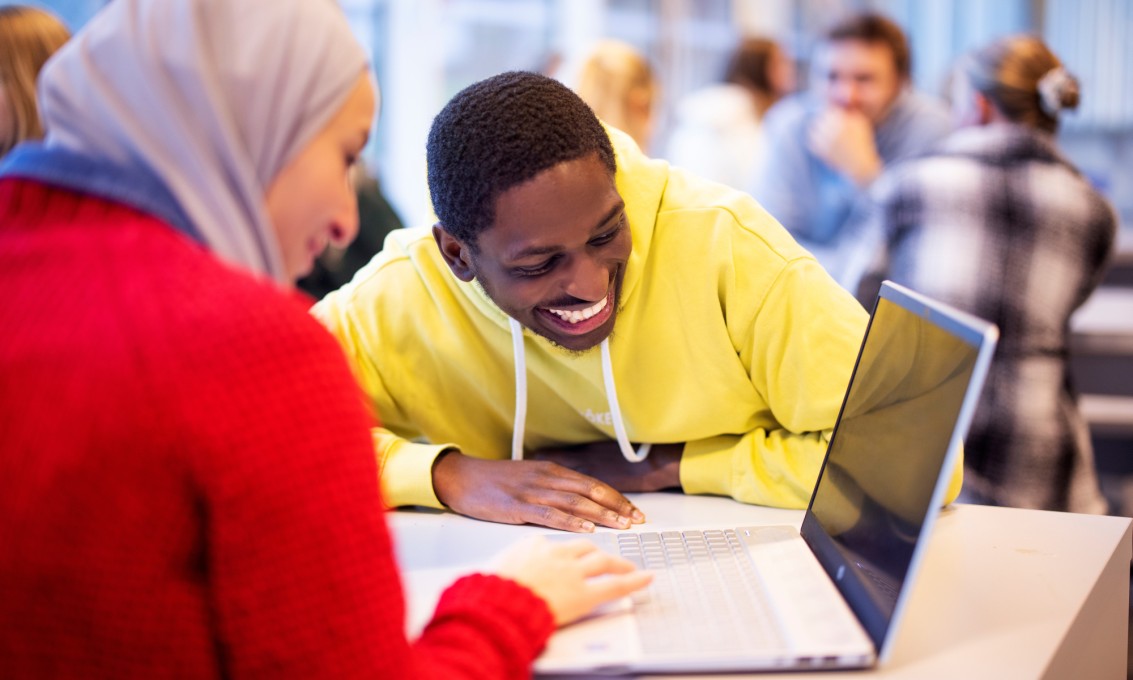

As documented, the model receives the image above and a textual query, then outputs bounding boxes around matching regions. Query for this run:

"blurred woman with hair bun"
[864,35,1116,513]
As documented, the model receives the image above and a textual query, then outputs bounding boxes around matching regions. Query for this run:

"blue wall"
[2,0,108,32]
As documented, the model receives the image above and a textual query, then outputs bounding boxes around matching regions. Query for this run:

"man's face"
[815,39,904,124]
[437,151,631,353]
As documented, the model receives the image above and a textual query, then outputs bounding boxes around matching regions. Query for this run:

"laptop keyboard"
[616,529,787,655]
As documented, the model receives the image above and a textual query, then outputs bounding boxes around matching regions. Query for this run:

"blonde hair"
[572,40,657,151]
[0,6,71,157]
[964,35,1078,134]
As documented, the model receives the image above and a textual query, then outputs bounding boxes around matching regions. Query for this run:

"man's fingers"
[521,504,597,533]
[448,458,645,530]
[581,483,641,524]
[536,489,632,530]
[531,465,641,524]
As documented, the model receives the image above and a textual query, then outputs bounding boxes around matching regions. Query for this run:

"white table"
[389,493,1131,679]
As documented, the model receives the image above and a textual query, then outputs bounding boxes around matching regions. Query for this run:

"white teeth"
[546,296,608,324]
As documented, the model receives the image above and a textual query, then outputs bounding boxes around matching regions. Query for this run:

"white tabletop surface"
[389,493,1131,679]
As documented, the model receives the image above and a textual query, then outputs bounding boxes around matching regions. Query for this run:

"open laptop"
[535,281,999,675]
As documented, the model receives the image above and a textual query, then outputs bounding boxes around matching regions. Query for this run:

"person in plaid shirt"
[865,35,1116,513]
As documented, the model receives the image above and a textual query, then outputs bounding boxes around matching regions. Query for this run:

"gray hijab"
[38,0,370,283]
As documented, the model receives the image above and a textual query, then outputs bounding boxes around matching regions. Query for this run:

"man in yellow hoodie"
[314,71,886,533]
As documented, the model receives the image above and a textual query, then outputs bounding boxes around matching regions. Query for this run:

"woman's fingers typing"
[494,536,651,626]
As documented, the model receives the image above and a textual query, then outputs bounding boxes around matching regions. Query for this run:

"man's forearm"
[644,443,683,491]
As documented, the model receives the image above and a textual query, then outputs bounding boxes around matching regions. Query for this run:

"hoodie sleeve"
[677,257,963,508]
[374,430,451,509]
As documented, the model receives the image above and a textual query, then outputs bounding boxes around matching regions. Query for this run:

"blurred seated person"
[751,13,950,286]
[864,36,1115,513]
[0,5,70,158]
[564,39,657,153]
[298,164,404,300]
[0,0,648,675]
[666,36,795,191]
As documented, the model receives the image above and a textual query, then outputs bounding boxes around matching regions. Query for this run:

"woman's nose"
[329,205,359,248]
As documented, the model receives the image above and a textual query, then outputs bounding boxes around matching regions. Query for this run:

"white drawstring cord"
[508,319,650,463]
[600,338,651,462]
[509,318,527,461]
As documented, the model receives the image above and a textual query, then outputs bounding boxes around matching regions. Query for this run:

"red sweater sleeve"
[176,289,554,679]
[415,574,555,679]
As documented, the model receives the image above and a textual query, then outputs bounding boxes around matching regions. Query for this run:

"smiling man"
[439,150,629,353]
[313,71,871,532]
[751,13,951,289]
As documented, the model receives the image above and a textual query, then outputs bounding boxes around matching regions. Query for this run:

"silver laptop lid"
[800,281,998,664]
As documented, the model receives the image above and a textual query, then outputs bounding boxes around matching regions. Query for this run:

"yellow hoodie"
[313,128,961,510]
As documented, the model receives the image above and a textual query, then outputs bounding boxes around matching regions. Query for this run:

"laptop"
[535,281,999,675]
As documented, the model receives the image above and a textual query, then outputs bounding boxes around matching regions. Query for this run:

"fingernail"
[581,521,595,532]
[631,509,645,523]
[617,515,630,527]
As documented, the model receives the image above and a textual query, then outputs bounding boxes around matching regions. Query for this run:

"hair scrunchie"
[1037,66,1072,117]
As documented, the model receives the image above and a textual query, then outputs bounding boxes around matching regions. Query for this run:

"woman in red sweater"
[0,0,648,677]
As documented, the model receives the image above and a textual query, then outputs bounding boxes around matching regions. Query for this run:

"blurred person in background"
[0,5,70,158]
[865,36,1115,513]
[666,36,796,191]
[751,12,950,287]
[566,39,657,154]
[0,0,648,675]
[297,163,405,301]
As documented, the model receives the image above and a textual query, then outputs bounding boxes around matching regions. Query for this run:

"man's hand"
[807,107,883,187]
[529,442,682,494]
[432,451,646,533]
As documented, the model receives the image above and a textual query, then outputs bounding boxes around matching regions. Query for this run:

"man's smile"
[534,286,616,338]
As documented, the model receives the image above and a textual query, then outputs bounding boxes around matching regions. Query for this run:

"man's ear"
[432,223,476,282]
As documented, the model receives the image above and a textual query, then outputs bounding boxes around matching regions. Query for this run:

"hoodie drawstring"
[508,318,528,460]
[599,339,652,462]
[509,318,650,463]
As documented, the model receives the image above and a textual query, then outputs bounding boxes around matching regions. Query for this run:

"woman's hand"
[492,536,652,626]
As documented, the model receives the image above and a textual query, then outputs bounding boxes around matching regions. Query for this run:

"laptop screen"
[800,283,995,657]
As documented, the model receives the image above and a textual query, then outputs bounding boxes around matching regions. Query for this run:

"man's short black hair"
[825,13,911,80]
[426,71,616,248]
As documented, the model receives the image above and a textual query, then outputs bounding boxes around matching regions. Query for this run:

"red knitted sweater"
[0,179,554,678]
